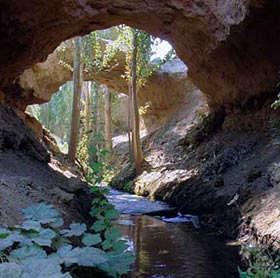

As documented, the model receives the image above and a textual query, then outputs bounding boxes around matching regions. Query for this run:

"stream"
[107,188,240,278]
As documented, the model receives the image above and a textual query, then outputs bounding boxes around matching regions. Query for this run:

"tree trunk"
[91,83,100,163]
[131,29,143,175]
[127,84,133,163]
[85,81,91,134]
[104,85,112,152]
[68,36,82,163]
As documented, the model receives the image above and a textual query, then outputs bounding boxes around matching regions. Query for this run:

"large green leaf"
[31,228,56,247]
[60,223,86,237]
[9,245,47,262]
[100,251,135,277]
[0,232,31,250]
[22,220,42,232]
[0,263,23,277]
[104,208,120,220]
[91,220,106,232]
[82,233,102,246]
[22,203,61,225]
[57,246,108,267]
[48,217,64,228]
[22,258,72,278]
[105,227,120,241]
[111,239,129,254]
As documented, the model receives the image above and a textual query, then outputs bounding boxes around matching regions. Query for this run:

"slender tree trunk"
[127,84,133,163]
[68,36,82,163]
[95,85,100,152]
[91,83,100,163]
[131,29,143,174]
[85,81,91,134]
[104,86,112,152]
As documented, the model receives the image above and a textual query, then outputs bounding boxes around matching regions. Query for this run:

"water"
[108,189,240,278]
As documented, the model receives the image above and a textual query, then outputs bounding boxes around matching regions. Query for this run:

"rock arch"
[0,0,280,108]
[20,39,204,132]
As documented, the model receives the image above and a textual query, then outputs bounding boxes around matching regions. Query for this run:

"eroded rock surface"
[0,1,279,109]
[111,101,280,239]
[0,104,92,226]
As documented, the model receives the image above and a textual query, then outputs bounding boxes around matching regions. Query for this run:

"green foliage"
[86,148,134,274]
[271,94,280,110]
[239,243,280,278]
[28,81,74,150]
[0,203,133,277]
[123,180,133,192]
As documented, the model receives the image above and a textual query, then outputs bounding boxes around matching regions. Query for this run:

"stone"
[0,1,278,111]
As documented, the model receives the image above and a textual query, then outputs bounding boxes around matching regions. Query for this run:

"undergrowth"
[0,148,134,277]
[0,203,134,277]
[239,243,280,278]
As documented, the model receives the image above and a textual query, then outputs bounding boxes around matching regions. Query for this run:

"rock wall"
[0,104,93,226]
[0,1,279,110]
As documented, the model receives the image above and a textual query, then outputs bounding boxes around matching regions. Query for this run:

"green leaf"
[0,232,31,250]
[0,228,10,239]
[22,203,61,225]
[60,223,86,237]
[31,228,56,247]
[105,208,120,220]
[100,187,110,195]
[57,246,107,267]
[0,263,23,277]
[9,245,47,262]
[100,251,135,276]
[112,240,129,254]
[91,220,106,232]
[105,227,120,241]
[82,233,102,246]
[22,220,41,232]
[102,239,113,250]
[49,217,64,228]
[90,187,100,194]
[22,258,71,278]
[91,162,102,172]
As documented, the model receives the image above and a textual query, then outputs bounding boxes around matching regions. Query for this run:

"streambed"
[107,188,240,278]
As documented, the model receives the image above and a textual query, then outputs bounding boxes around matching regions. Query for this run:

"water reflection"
[116,215,239,278]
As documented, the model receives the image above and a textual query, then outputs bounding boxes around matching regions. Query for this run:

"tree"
[104,85,112,152]
[68,37,83,163]
[127,83,133,163]
[131,29,144,175]
[84,81,91,134]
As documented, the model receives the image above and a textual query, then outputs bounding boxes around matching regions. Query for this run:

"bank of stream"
[107,188,240,278]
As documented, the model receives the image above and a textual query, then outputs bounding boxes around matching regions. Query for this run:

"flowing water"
[108,188,240,278]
